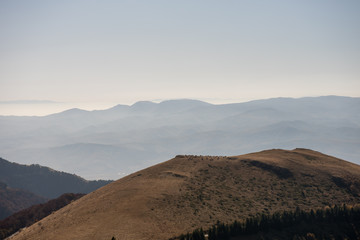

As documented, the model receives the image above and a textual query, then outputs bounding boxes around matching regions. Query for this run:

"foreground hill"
[8,149,360,240]
[0,157,111,199]
[1,96,359,179]
[0,193,84,239]
[0,182,46,220]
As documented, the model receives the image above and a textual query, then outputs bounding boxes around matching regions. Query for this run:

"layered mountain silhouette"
[1,96,359,180]
[0,157,111,199]
[0,193,84,239]
[0,182,46,220]
[8,149,360,240]
[0,157,111,220]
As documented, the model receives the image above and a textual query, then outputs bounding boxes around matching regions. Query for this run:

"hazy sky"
[1,0,359,115]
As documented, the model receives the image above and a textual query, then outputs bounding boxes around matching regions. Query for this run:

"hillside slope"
[0,182,46,220]
[8,149,360,240]
[0,193,84,239]
[0,157,111,199]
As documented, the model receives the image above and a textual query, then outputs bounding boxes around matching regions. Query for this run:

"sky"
[0,0,359,115]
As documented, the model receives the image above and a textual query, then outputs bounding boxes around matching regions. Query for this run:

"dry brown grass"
[8,148,360,240]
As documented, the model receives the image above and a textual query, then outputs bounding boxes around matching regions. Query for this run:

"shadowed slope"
[0,193,84,239]
[0,157,111,199]
[8,149,360,240]
[0,183,46,220]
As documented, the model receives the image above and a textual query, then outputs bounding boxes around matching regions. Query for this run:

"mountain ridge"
[0,157,111,199]
[3,96,357,118]
[1,96,359,179]
[8,148,360,240]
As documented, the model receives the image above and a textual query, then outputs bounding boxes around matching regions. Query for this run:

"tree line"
[172,204,360,240]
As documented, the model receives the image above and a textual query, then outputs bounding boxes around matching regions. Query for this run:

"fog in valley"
[1,96,359,180]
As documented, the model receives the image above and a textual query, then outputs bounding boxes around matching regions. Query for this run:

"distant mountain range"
[7,149,360,240]
[1,96,359,179]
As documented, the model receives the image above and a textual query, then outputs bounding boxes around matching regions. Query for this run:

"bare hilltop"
[8,149,360,240]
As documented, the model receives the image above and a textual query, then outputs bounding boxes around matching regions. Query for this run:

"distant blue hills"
[1,96,359,180]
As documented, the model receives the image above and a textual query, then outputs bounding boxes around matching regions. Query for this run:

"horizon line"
[0,95,357,117]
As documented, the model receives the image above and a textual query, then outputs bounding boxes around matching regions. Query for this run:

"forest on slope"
[173,204,360,240]
[0,193,84,239]
[0,157,111,220]
[0,157,111,199]
[0,182,45,220]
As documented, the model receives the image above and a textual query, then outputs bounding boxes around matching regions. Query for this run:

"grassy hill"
[8,149,360,240]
